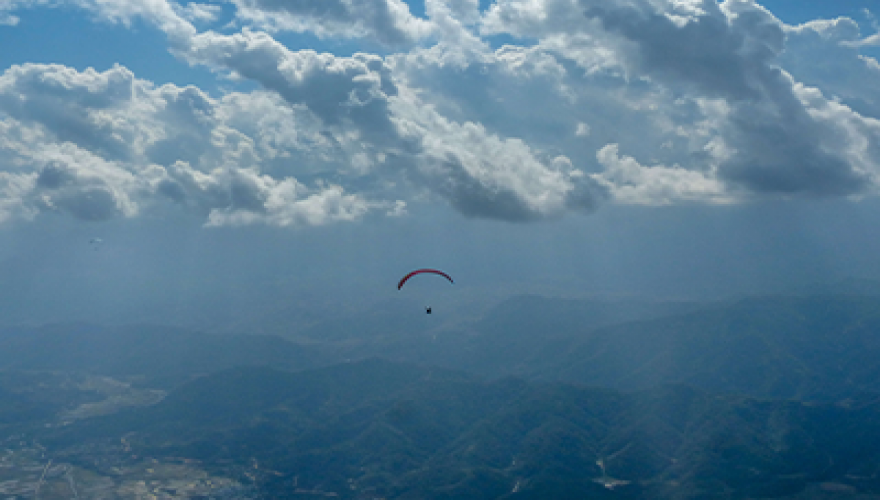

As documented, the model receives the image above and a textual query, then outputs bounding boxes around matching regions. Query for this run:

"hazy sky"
[1,0,879,327]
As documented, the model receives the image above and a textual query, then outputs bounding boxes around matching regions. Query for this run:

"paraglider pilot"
[397,269,452,316]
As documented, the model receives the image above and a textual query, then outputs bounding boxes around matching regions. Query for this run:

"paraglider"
[397,269,454,314]
[397,269,454,290]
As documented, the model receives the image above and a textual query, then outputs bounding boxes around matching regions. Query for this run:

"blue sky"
[1,0,879,327]
[760,0,877,25]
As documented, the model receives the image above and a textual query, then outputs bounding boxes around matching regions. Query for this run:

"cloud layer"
[0,0,878,226]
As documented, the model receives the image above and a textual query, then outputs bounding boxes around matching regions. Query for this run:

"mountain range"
[4,290,880,497]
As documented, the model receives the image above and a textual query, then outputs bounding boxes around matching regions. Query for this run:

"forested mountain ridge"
[42,359,880,499]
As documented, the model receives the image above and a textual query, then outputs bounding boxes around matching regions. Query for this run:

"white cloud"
[0,63,160,162]
[593,143,728,205]
[0,171,37,223]
[424,0,487,55]
[0,63,390,225]
[782,16,880,120]
[172,2,222,24]
[479,0,880,198]
[0,13,20,26]
[386,199,407,216]
[228,0,433,47]
[0,0,197,47]
[178,28,607,221]
[24,143,142,221]
[200,170,378,227]
[71,0,197,45]
[0,53,602,226]
[1,0,879,228]
[399,104,606,220]
[789,17,861,43]
[180,30,401,144]
[435,0,480,26]
[0,0,50,27]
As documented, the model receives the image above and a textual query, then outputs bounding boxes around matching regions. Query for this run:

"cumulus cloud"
[176,27,606,221]
[206,179,378,227]
[27,146,140,221]
[63,0,198,45]
[181,30,401,143]
[388,41,588,158]
[0,0,197,46]
[481,0,880,199]
[397,106,606,220]
[0,63,390,225]
[782,17,880,119]
[593,144,728,205]
[423,0,487,56]
[0,172,37,223]
[0,63,153,162]
[159,162,380,227]
[228,0,432,47]
[1,0,879,227]
[589,0,784,100]
[172,2,222,24]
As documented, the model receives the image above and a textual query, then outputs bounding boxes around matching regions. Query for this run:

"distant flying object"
[398,269,453,314]
[397,269,454,290]
[89,238,103,250]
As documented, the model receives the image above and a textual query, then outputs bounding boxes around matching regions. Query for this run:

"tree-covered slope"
[44,359,880,499]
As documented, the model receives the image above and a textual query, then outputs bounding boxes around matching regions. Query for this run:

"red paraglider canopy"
[397,269,454,290]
